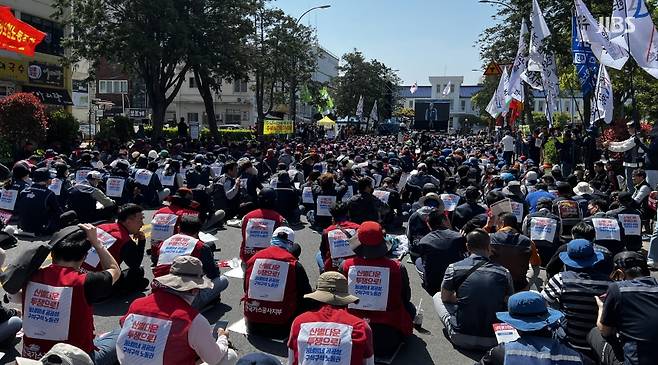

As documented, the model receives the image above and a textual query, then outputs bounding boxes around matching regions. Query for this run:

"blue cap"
[496,291,563,331]
[559,239,604,269]
[501,172,515,182]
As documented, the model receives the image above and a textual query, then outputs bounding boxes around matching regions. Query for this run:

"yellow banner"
[263,119,294,135]
[0,56,27,82]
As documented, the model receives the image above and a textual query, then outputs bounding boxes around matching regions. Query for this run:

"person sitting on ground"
[435,228,514,351]
[152,215,229,310]
[67,171,117,223]
[587,251,658,365]
[407,192,445,262]
[287,272,374,365]
[0,248,21,349]
[452,186,486,231]
[521,197,563,265]
[240,188,286,263]
[16,168,63,235]
[341,221,415,357]
[16,343,94,365]
[478,291,588,365]
[489,212,532,292]
[117,256,238,365]
[80,204,149,296]
[416,209,466,296]
[541,239,611,352]
[526,182,556,213]
[318,202,360,272]
[347,177,391,225]
[606,191,644,252]
[244,227,313,338]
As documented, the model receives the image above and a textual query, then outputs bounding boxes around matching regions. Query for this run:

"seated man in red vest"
[152,215,229,310]
[117,256,238,365]
[340,221,415,357]
[240,188,287,263]
[20,224,121,362]
[79,204,149,296]
[288,271,374,365]
[318,202,360,272]
[244,227,313,338]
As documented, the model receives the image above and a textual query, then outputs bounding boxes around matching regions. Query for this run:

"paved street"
[0,210,480,365]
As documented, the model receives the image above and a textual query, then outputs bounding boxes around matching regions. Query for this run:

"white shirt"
[189,313,231,365]
[501,135,515,152]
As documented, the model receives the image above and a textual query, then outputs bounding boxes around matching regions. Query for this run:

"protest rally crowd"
[0,121,655,365]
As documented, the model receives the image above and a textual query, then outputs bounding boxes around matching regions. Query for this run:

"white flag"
[409,83,418,94]
[592,65,614,124]
[486,67,509,118]
[442,81,452,96]
[574,0,629,70]
[621,0,658,79]
[541,53,560,124]
[521,70,544,90]
[369,100,378,122]
[506,19,529,104]
[528,0,551,72]
[356,95,364,117]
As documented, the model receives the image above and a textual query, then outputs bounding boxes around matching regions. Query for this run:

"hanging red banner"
[0,7,46,57]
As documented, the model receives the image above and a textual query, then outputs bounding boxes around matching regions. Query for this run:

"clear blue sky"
[275,0,497,85]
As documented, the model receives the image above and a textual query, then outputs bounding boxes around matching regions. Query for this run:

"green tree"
[332,50,400,120]
[47,109,80,152]
[54,0,194,140]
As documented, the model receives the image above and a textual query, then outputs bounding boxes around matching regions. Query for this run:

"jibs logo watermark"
[597,16,636,34]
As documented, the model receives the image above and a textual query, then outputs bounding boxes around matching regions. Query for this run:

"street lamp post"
[289,5,330,130]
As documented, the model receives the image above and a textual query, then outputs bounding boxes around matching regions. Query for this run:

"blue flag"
[572,15,599,96]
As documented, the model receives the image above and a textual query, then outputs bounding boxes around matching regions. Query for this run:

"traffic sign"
[483,62,503,76]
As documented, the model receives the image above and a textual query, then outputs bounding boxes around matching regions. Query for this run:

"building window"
[408,100,413,108]
[233,79,248,93]
[449,100,454,111]
[189,77,196,88]
[537,100,545,112]
[20,14,64,56]
[461,100,466,111]
[99,80,128,94]
[226,109,242,123]
[187,112,199,122]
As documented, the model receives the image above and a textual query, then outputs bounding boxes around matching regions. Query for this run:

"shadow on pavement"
[245,334,288,357]
[93,291,146,316]
[441,328,486,362]
[202,302,232,323]
[391,335,433,364]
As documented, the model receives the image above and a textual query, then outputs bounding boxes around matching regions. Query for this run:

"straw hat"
[304,271,359,306]
[16,343,94,365]
[155,256,213,292]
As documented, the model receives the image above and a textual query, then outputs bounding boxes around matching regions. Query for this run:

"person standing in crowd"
[16,168,63,235]
[500,131,515,166]
[20,224,120,363]
[541,239,611,351]
[588,251,658,365]
[435,229,514,350]
[478,291,587,365]
[117,256,238,365]
[177,117,188,138]
[287,271,374,365]
[244,227,312,338]
[341,221,415,357]
[604,122,646,193]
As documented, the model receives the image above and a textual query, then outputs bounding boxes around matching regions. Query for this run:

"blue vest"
[504,336,583,365]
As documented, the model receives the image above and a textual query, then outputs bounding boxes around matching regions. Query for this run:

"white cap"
[16,343,94,365]
[273,226,295,243]
[86,171,103,180]
[148,150,158,159]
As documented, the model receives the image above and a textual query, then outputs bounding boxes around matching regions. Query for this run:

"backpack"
[0,225,81,294]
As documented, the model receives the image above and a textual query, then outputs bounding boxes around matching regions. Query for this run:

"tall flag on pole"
[441,81,452,96]
[486,67,509,118]
[572,14,599,95]
[0,7,46,57]
[574,0,628,70]
[369,100,378,122]
[356,95,364,118]
[592,65,614,124]
[613,0,658,79]
[506,19,529,105]
[409,83,418,94]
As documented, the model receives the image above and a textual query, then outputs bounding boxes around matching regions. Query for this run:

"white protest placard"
[492,323,520,344]
[373,190,391,204]
[592,218,621,241]
[618,214,641,236]
[245,218,276,249]
[341,186,354,202]
[316,195,337,217]
[397,173,410,191]
[328,228,356,259]
[247,259,289,302]
[48,178,63,196]
[557,200,580,219]
[347,265,390,311]
[0,189,18,211]
[117,314,171,365]
[373,174,383,187]
[158,173,175,187]
[150,213,178,241]
[23,282,73,341]
[298,322,353,365]
[529,217,558,242]
[84,228,117,268]
[491,198,513,218]
[158,234,198,265]
[210,163,224,178]
[105,178,125,198]
[510,201,524,223]
[441,194,461,212]
[134,169,153,186]
[75,169,91,183]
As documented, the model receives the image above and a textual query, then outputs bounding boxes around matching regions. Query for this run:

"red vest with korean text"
[321,221,360,271]
[120,290,198,365]
[81,223,132,272]
[152,235,204,278]
[341,257,413,336]
[243,246,297,325]
[22,265,94,359]
[240,209,284,261]
[288,305,373,365]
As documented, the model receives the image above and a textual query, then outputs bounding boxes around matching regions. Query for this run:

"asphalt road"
[1,211,653,365]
